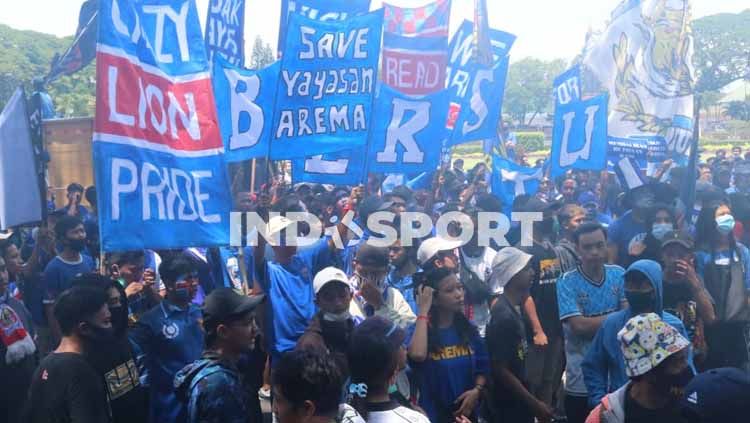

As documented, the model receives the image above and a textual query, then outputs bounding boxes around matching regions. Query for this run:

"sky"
[0,0,747,63]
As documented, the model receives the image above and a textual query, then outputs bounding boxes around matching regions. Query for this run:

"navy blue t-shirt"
[42,255,96,304]
[607,211,647,266]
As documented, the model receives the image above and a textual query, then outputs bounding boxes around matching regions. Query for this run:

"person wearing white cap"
[416,236,462,272]
[296,267,358,379]
[484,247,553,423]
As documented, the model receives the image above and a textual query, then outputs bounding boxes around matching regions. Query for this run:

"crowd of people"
[1,148,750,423]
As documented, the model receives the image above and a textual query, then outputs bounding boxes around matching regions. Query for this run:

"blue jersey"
[129,301,204,423]
[557,265,625,396]
[175,354,248,423]
[42,255,95,304]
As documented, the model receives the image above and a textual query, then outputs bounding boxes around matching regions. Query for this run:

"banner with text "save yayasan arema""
[94,0,232,251]
[270,10,384,159]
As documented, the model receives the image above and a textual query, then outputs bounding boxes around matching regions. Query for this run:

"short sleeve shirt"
[557,265,625,395]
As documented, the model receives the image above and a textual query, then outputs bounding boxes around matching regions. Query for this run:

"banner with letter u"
[94,0,231,251]
[270,10,384,159]
[549,94,608,177]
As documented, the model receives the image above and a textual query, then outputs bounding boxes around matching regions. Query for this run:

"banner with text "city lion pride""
[94,0,231,251]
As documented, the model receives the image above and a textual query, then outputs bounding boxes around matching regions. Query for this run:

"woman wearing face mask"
[625,204,677,267]
[694,200,750,371]
[71,273,149,423]
[408,268,489,423]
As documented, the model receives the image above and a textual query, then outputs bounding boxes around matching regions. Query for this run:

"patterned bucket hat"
[617,313,690,377]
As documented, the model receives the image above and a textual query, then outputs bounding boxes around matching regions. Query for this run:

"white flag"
[581,0,695,157]
[0,88,42,229]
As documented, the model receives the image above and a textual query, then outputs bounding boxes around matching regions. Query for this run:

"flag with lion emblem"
[580,0,695,161]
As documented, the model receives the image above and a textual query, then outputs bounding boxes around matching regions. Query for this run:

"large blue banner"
[549,94,609,177]
[368,85,450,174]
[94,0,231,251]
[270,10,384,159]
[292,149,365,185]
[445,20,515,147]
[204,0,245,66]
[277,0,371,56]
[213,57,279,162]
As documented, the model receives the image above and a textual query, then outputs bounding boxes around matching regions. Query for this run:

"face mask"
[109,305,129,334]
[651,223,673,240]
[322,311,351,322]
[67,238,86,252]
[82,322,115,342]
[172,287,192,303]
[657,366,693,397]
[716,214,736,235]
[625,289,655,314]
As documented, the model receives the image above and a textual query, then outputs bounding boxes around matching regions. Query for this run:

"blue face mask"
[716,214,736,235]
[652,223,673,240]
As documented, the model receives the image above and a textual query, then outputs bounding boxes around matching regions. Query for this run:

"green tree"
[504,58,567,126]
[248,36,275,70]
[693,10,750,93]
[724,99,750,121]
[0,24,95,116]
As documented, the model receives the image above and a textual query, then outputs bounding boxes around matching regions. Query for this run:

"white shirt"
[460,246,497,337]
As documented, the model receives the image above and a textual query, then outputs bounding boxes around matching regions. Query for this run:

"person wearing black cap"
[175,288,265,423]
[661,231,716,363]
[680,367,750,423]
[351,244,415,329]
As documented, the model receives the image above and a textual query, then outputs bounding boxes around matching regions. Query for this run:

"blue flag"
[204,0,246,66]
[277,0,371,56]
[94,0,231,251]
[549,94,608,177]
[446,59,509,147]
[491,155,543,210]
[553,66,581,107]
[270,10,384,159]
[367,85,450,174]
[213,57,279,162]
[445,20,515,147]
[292,149,365,185]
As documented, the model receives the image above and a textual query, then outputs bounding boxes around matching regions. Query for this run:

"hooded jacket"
[174,352,248,423]
[584,382,629,423]
[581,259,692,407]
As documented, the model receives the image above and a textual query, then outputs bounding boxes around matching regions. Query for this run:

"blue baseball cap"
[681,367,750,423]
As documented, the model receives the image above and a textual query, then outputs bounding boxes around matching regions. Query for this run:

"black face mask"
[625,289,655,314]
[539,218,555,236]
[656,366,693,398]
[67,238,87,252]
[108,305,129,335]
[82,321,116,343]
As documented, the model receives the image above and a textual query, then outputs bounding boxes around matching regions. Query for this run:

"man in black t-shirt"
[485,247,552,423]
[518,198,567,409]
[25,286,112,423]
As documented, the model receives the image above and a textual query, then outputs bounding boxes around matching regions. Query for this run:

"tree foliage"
[724,100,750,121]
[692,10,750,93]
[504,58,567,126]
[248,35,275,70]
[0,24,95,116]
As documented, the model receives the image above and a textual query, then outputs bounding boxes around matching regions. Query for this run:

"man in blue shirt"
[56,183,91,222]
[253,214,337,365]
[175,288,264,423]
[557,223,626,423]
[43,215,95,344]
[387,239,419,314]
[606,185,654,266]
[130,254,204,423]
